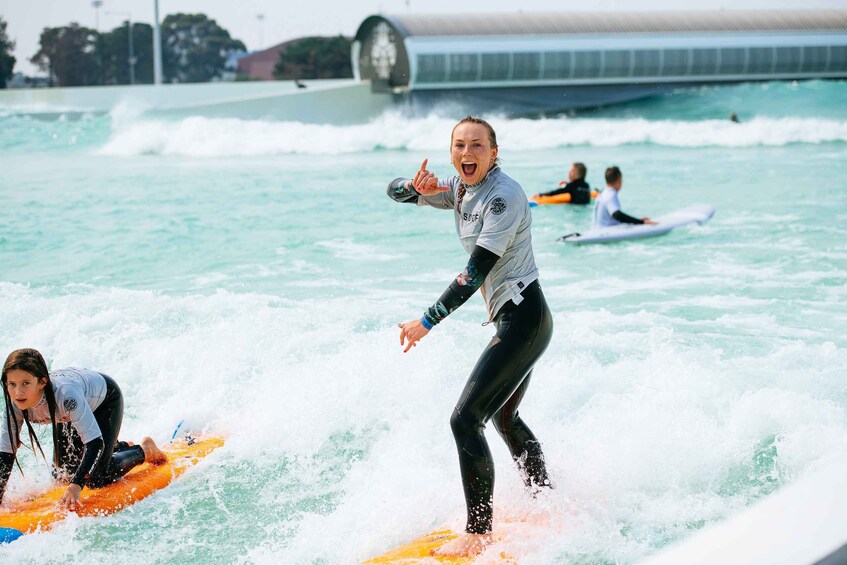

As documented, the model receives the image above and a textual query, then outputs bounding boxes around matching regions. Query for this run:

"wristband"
[420,315,434,331]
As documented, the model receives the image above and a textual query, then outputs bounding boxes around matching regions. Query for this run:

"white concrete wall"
[0,80,394,124]
[642,454,847,565]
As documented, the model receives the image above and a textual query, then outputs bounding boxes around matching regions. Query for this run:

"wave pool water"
[0,80,846,564]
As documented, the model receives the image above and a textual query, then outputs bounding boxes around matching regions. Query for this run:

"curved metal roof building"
[352,10,847,114]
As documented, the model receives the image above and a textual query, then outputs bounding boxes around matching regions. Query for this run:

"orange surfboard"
[529,191,599,206]
[0,435,223,536]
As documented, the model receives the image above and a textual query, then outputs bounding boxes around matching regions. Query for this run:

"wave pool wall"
[0,80,394,124]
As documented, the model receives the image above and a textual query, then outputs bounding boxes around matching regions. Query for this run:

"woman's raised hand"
[411,159,449,195]
[398,319,430,353]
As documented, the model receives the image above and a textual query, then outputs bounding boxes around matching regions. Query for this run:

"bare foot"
[432,532,493,557]
[141,437,167,465]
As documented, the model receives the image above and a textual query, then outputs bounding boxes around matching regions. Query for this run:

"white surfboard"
[559,204,715,244]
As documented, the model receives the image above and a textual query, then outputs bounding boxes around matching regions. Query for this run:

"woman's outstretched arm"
[398,245,499,352]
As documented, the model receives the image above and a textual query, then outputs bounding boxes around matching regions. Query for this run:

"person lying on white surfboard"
[0,348,166,512]
[593,166,657,228]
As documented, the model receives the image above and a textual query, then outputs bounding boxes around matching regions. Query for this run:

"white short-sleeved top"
[0,368,107,453]
[593,186,623,228]
[416,166,539,319]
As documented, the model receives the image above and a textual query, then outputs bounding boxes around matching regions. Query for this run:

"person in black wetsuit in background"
[533,162,591,204]
[0,348,167,511]
[387,116,553,557]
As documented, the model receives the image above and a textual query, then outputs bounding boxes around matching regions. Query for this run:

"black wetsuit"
[612,210,645,224]
[538,178,591,204]
[388,176,553,534]
[451,279,553,533]
[0,374,145,503]
[56,374,146,488]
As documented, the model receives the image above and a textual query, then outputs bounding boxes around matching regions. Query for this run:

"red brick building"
[237,41,292,81]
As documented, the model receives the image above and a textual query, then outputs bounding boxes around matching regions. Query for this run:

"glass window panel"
[801,46,828,72]
[542,52,571,79]
[773,47,802,73]
[830,46,847,72]
[691,49,718,75]
[481,53,509,81]
[513,52,540,80]
[633,50,661,76]
[719,48,746,74]
[662,49,689,76]
[748,47,773,74]
[416,54,446,83]
[573,51,601,79]
[448,53,478,82]
[603,50,631,78]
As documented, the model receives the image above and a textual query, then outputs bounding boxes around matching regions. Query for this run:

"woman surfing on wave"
[0,348,166,511]
[387,116,554,557]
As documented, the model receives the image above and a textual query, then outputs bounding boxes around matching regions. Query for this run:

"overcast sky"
[2,0,844,75]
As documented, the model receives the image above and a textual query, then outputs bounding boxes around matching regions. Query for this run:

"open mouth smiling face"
[451,123,498,186]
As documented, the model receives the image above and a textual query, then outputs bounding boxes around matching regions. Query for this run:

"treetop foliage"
[273,35,353,80]
[29,13,246,87]
[1,17,18,88]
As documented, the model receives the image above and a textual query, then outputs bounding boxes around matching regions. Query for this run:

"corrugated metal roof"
[385,10,847,37]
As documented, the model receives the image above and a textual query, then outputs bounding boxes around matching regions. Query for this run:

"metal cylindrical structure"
[153,0,163,85]
[128,19,135,85]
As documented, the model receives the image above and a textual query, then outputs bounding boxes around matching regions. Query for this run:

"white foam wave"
[314,239,407,261]
[96,112,847,157]
[1,281,845,563]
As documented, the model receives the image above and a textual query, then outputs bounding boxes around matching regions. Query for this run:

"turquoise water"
[1,80,846,563]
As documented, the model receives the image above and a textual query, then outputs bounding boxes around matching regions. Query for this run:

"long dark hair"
[2,349,60,474]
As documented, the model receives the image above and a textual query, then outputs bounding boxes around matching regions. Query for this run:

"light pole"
[256,14,265,50]
[92,0,103,30]
[153,0,163,84]
[108,11,136,85]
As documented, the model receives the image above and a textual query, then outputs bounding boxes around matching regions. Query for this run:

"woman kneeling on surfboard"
[0,348,166,511]
[387,116,553,556]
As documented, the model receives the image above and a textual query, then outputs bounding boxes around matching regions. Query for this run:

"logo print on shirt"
[63,397,78,412]
[490,197,507,215]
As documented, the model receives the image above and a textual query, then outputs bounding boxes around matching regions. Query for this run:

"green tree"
[161,13,245,83]
[100,22,154,85]
[273,35,353,80]
[0,17,16,88]
[30,23,100,86]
